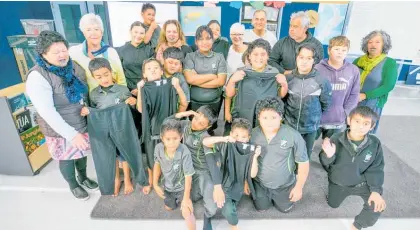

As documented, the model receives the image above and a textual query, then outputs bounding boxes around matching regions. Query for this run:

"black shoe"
[203,214,213,230]
[71,186,89,200]
[77,176,99,191]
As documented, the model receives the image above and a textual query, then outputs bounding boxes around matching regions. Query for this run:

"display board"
[345,1,420,60]
[106,1,179,47]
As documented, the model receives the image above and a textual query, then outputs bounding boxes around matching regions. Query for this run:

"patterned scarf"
[36,55,88,104]
[356,54,387,87]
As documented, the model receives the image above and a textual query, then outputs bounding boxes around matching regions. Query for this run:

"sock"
[59,160,79,190]
[74,157,88,181]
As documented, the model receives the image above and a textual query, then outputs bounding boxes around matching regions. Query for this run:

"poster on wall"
[242,5,279,22]
[180,6,221,36]
[314,3,348,45]
[8,93,29,114]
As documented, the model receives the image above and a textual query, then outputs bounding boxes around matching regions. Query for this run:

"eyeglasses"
[230,33,244,37]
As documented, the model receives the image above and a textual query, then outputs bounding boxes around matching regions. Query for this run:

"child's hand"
[224,136,236,143]
[322,138,336,158]
[153,185,165,199]
[213,185,225,208]
[289,185,303,202]
[368,192,386,212]
[254,146,262,158]
[171,77,180,89]
[243,181,250,195]
[181,198,194,213]
[131,89,138,96]
[125,97,137,106]
[225,111,232,123]
[230,70,246,83]
[137,80,145,89]
[185,110,199,117]
[80,107,90,116]
[276,74,287,85]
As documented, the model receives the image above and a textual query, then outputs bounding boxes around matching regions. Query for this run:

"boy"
[137,58,188,194]
[167,106,218,230]
[320,106,386,230]
[315,36,360,139]
[250,97,309,213]
[153,119,196,230]
[82,58,147,196]
[283,43,332,160]
[163,47,190,111]
[141,3,161,48]
[202,118,261,230]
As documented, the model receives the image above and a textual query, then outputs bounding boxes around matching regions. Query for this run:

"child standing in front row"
[320,106,386,230]
[153,119,196,230]
[81,58,138,196]
[167,106,218,230]
[136,58,188,194]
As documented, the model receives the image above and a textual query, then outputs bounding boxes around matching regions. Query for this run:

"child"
[202,118,261,230]
[320,106,386,230]
[183,25,227,135]
[141,3,161,48]
[153,119,196,230]
[167,106,218,230]
[82,58,147,196]
[283,43,332,160]
[225,39,288,133]
[250,97,309,213]
[315,36,360,139]
[137,58,188,194]
[163,47,191,111]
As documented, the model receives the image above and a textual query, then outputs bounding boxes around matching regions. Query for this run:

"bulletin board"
[105,1,179,47]
[345,1,420,60]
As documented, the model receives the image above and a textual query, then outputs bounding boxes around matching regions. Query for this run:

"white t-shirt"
[243,29,277,49]
[227,46,246,77]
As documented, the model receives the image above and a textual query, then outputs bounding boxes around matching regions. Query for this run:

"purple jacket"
[315,59,360,127]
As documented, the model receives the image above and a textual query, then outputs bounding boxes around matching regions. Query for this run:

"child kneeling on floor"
[202,118,261,230]
[320,106,386,230]
[153,119,196,230]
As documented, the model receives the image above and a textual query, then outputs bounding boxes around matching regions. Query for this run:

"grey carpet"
[91,144,420,219]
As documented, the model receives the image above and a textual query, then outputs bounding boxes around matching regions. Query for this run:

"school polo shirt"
[154,143,195,192]
[143,24,161,49]
[183,50,227,104]
[116,42,154,90]
[89,84,132,109]
[251,124,308,189]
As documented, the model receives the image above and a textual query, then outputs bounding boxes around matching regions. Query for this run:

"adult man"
[243,10,277,48]
[269,11,324,74]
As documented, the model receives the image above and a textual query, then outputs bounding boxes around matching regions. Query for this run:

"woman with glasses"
[226,23,248,80]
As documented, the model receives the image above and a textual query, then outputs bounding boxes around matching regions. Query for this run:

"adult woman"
[117,21,154,95]
[155,20,192,65]
[226,23,248,79]
[353,30,397,133]
[69,13,126,91]
[26,31,98,200]
[183,26,227,135]
[207,20,230,60]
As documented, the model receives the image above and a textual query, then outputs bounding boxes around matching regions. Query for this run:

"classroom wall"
[180,1,241,46]
[0,1,54,90]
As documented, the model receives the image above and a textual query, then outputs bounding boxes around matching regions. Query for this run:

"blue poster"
[314,3,348,45]
[8,93,29,114]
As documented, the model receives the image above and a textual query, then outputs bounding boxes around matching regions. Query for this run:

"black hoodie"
[320,131,385,194]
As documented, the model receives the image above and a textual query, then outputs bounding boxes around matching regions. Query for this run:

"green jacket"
[353,57,398,108]
[320,131,384,194]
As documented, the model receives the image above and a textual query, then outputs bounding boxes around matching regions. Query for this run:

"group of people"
[25,3,399,230]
